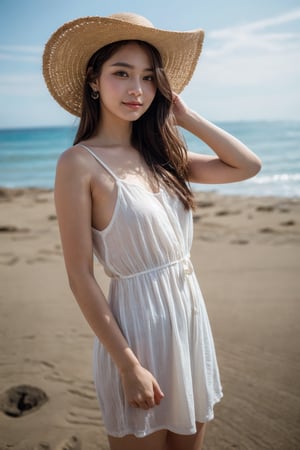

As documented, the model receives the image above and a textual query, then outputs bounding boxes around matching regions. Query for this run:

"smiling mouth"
[123,102,143,107]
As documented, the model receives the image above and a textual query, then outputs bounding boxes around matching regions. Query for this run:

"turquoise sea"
[0,121,299,197]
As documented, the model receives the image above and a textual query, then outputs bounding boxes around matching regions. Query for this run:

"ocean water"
[0,121,299,197]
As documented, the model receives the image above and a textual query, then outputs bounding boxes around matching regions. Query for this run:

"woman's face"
[91,42,157,123]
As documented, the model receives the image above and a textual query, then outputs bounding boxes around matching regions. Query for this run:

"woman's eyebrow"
[110,62,154,71]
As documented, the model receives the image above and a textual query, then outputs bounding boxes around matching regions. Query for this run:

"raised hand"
[171,92,190,127]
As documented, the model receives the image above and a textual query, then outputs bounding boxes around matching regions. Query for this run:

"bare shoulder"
[54,146,94,200]
[55,145,95,186]
[56,145,90,172]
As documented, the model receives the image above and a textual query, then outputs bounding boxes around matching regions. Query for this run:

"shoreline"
[1,184,300,198]
[0,186,299,448]
[1,117,299,131]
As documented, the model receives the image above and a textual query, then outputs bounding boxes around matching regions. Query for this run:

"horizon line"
[1,117,300,132]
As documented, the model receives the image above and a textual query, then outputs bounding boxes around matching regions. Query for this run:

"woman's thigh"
[166,422,207,450]
[108,429,168,450]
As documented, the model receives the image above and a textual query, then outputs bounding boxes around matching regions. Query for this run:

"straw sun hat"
[43,12,205,117]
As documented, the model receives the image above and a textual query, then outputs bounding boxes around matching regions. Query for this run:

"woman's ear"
[86,66,100,91]
[89,80,99,91]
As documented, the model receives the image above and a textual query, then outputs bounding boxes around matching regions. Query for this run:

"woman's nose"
[128,82,142,96]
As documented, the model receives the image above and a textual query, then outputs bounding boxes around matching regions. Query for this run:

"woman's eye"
[144,75,154,81]
[114,71,128,78]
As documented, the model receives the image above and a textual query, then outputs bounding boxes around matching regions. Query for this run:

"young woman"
[43,13,261,450]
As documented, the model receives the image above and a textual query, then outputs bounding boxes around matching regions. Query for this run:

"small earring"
[91,90,99,100]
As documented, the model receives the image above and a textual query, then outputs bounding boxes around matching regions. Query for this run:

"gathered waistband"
[109,255,193,280]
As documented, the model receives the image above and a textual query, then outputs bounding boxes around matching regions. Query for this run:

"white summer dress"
[80,144,223,438]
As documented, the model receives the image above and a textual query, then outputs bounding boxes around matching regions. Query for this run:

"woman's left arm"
[172,95,262,184]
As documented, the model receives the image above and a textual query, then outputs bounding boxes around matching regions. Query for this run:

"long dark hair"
[74,40,194,210]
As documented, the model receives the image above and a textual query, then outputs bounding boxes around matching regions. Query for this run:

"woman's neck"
[92,115,133,148]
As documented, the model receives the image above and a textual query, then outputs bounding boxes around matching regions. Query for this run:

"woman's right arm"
[54,148,164,409]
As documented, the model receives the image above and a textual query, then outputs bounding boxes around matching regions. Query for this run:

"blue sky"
[0,0,299,128]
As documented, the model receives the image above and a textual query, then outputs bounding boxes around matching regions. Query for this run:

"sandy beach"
[0,187,299,449]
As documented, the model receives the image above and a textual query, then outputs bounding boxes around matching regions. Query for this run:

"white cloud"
[196,8,300,85]
[0,46,44,92]
[0,53,41,62]
[0,45,43,53]
[197,49,299,87]
[206,8,300,56]
[0,73,45,96]
[235,8,300,32]
[182,9,300,120]
[0,44,42,62]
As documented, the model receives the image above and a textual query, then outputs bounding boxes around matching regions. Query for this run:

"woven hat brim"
[43,16,205,117]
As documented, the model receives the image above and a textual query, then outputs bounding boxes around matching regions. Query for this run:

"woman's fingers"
[172,92,179,104]
[129,399,153,410]
[129,400,139,408]
[121,365,164,409]
[153,378,164,405]
[130,391,156,409]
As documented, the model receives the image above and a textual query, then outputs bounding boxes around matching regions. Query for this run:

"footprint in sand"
[0,225,30,233]
[34,443,51,450]
[55,436,81,450]
[35,197,49,204]
[280,220,295,226]
[26,256,51,264]
[230,239,249,245]
[0,385,48,417]
[256,205,275,212]
[0,225,19,232]
[193,214,201,223]
[0,253,19,266]
[259,227,276,234]
[215,209,241,216]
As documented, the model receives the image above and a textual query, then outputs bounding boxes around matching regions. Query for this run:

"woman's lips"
[122,102,143,109]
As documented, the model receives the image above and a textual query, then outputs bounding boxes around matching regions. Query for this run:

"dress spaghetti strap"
[77,143,118,180]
